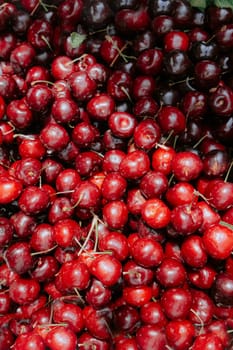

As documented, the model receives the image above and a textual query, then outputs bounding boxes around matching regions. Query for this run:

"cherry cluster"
[0,0,233,349]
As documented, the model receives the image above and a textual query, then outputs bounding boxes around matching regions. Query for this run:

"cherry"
[0,216,14,247]
[52,97,80,124]
[141,198,171,229]
[75,151,103,178]
[216,24,233,51]
[108,111,137,138]
[208,83,233,117]
[40,122,70,151]
[123,285,153,307]
[9,278,40,305]
[78,332,110,350]
[188,265,217,290]
[87,93,115,121]
[161,287,192,320]
[86,278,112,308]
[156,257,186,288]
[18,186,50,215]
[114,335,138,350]
[151,15,174,38]
[136,48,163,76]
[69,71,97,102]
[0,328,14,350]
[171,204,203,236]
[26,83,53,112]
[0,175,23,204]
[6,241,33,275]
[212,272,233,306]
[130,237,163,268]
[115,6,150,34]
[45,325,77,350]
[171,151,203,182]
[53,218,81,248]
[136,325,167,350]
[191,333,224,350]
[55,259,90,292]
[113,304,140,333]
[204,179,233,211]
[53,300,84,333]
[10,211,36,238]
[55,168,81,193]
[31,255,59,282]
[119,149,150,180]
[164,31,190,52]
[165,320,195,350]
[12,332,46,350]
[18,136,46,159]
[203,223,233,260]
[123,259,154,286]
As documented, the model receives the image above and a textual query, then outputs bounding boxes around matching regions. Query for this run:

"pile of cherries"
[1,0,233,349]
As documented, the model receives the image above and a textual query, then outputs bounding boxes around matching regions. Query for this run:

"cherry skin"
[203,224,233,260]
[131,237,164,268]
[156,257,187,288]
[12,332,46,350]
[101,172,127,201]
[45,326,77,350]
[53,300,84,333]
[164,30,190,52]
[123,260,154,286]
[161,287,192,320]
[0,175,23,204]
[191,333,224,350]
[9,278,40,305]
[136,325,167,350]
[98,230,129,261]
[85,278,112,308]
[140,301,167,327]
[141,198,171,229]
[119,149,150,180]
[18,186,50,216]
[133,119,161,150]
[6,242,33,275]
[123,286,153,307]
[157,106,186,135]
[171,151,203,182]
[165,319,195,350]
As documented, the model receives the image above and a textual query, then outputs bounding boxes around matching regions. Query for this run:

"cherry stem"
[77,215,98,256]
[193,134,208,149]
[190,308,204,334]
[220,220,233,231]
[41,35,53,52]
[224,160,233,182]
[120,86,133,103]
[74,288,85,305]
[169,76,194,87]
[65,54,88,66]
[31,245,58,256]
[31,80,54,86]
[162,130,174,145]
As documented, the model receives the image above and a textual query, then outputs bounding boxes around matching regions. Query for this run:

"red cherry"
[9,278,40,305]
[119,150,150,180]
[161,287,192,320]
[131,237,164,268]
[203,224,233,260]
[165,319,195,350]
[0,175,22,204]
[141,198,171,229]
[45,326,77,350]
[191,333,224,350]
[164,31,190,52]
[103,200,128,229]
[89,254,122,287]
[136,325,167,350]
